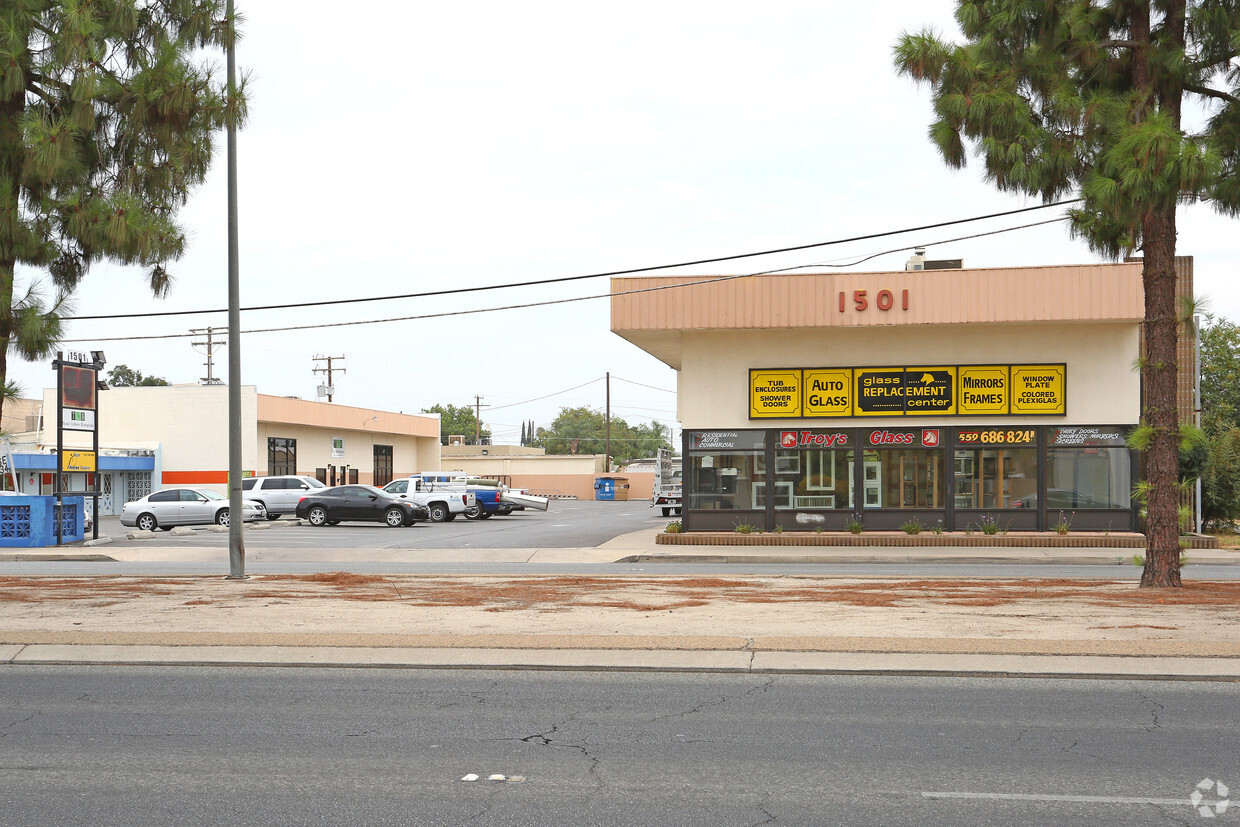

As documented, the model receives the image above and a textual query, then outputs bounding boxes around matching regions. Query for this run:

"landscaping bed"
[656,531,1220,549]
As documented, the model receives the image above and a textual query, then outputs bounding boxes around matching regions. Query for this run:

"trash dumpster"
[593,476,630,501]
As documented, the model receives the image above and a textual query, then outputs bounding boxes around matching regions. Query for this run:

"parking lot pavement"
[67,500,668,561]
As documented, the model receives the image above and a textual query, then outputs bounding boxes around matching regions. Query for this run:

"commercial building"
[5,386,442,514]
[612,259,1195,533]
[438,444,609,500]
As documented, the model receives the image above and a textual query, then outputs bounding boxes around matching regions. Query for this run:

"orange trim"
[161,471,240,484]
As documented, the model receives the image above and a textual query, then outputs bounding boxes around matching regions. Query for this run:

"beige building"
[36,385,442,512]
[439,444,611,500]
[612,260,1180,533]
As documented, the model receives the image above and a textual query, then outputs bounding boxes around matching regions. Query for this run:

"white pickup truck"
[381,477,475,522]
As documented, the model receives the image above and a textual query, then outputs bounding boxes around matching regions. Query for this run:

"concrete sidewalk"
[9,523,1240,566]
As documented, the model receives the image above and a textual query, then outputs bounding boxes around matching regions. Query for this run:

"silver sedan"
[120,487,263,531]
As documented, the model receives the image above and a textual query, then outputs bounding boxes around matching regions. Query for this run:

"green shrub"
[900,518,924,535]
[846,518,864,534]
[664,521,682,534]
[734,523,756,534]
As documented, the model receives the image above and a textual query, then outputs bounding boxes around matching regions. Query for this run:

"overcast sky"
[12,1,1238,446]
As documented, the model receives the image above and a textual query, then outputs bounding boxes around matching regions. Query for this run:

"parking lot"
[89,499,668,550]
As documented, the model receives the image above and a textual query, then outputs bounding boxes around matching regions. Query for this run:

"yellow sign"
[802,369,853,417]
[61,450,96,473]
[749,369,802,418]
[1010,365,1066,415]
[958,366,1010,415]
[902,366,957,416]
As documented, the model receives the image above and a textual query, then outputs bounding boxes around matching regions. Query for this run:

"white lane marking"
[923,792,1192,807]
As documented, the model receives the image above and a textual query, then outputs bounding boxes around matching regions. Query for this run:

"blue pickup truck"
[411,473,513,520]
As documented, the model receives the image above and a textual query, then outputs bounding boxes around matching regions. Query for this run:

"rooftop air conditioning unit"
[448,435,465,446]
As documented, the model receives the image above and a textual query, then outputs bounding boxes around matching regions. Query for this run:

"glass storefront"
[685,431,766,512]
[682,426,1136,532]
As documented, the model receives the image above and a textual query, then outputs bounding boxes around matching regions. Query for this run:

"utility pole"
[313,355,346,402]
[191,326,226,384]
[225,0,245,580]
[605,372,611,472]
[473,394,490,445]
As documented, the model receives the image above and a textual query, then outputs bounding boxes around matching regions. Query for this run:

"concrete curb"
[4,643,1239,680]
[0,553,117,562]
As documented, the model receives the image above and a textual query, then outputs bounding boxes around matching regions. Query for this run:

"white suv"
[241,475,326,520]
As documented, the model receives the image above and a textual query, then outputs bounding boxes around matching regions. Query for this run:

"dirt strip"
[3,574,1239,655]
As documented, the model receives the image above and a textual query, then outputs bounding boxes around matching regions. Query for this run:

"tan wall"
[677,322,1140,429]
[258,394,441,482]
[256,422,439,485]
[442,444,546,458]
[619,470,655,500]
[612,263,1144,369]
[2,398,41,435]
[41,385,444,493]
[47,385,261,490]
[257,395,440,438]
[430,454,609,499]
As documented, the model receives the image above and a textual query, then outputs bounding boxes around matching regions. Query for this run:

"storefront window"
[1046,448,1131,509]
[774,449,853,510]
[954,448,1038,509]
[867,449,944,509]
[687,452,763,510]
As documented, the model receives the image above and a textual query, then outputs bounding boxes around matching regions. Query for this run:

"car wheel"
[327,520,340,526]
[477,507,492,519]
[216,509,230,526]
[674,508,682,516]
[463,503,482,520]
[661,507,671,517]
[444,513,457,522]
[307,506,328,527]
[497,505,513,516]
[385,507,406,527]
[266,510,281,521]
[428,503,449,523]
[136,513,158,532]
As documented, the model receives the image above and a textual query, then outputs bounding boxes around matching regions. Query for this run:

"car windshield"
[200,489,226,501]
[306,478,326,488]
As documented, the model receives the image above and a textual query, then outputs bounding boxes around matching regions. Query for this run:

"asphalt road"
[2,668,1236,826]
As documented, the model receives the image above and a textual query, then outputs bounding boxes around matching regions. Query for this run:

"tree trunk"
[1140,206,1182,588]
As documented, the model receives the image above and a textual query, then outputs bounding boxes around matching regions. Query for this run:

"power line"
[612,375,676,393]
[62,212,1076,344]
[63,200,1079,322]
[484,378,606,412]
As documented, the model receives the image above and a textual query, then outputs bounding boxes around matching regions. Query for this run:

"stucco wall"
[47,385,260,484]
[255,422,439,484]
[430,454,609,500]
[677,322,1140,429]
[42,385,444,492]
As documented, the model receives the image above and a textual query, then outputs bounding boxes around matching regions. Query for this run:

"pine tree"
[1,1,246,424]
[895,1,1240,587]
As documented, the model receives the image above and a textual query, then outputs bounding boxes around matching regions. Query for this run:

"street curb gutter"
[0,554,117,563]
[5,644,1240,681]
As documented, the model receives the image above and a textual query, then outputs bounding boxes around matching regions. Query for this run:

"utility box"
[593,476,630,501]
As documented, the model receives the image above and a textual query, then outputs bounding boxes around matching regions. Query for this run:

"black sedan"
[295,485,429,527]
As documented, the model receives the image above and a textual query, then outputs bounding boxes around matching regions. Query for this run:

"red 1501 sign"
[839,289,910,312]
